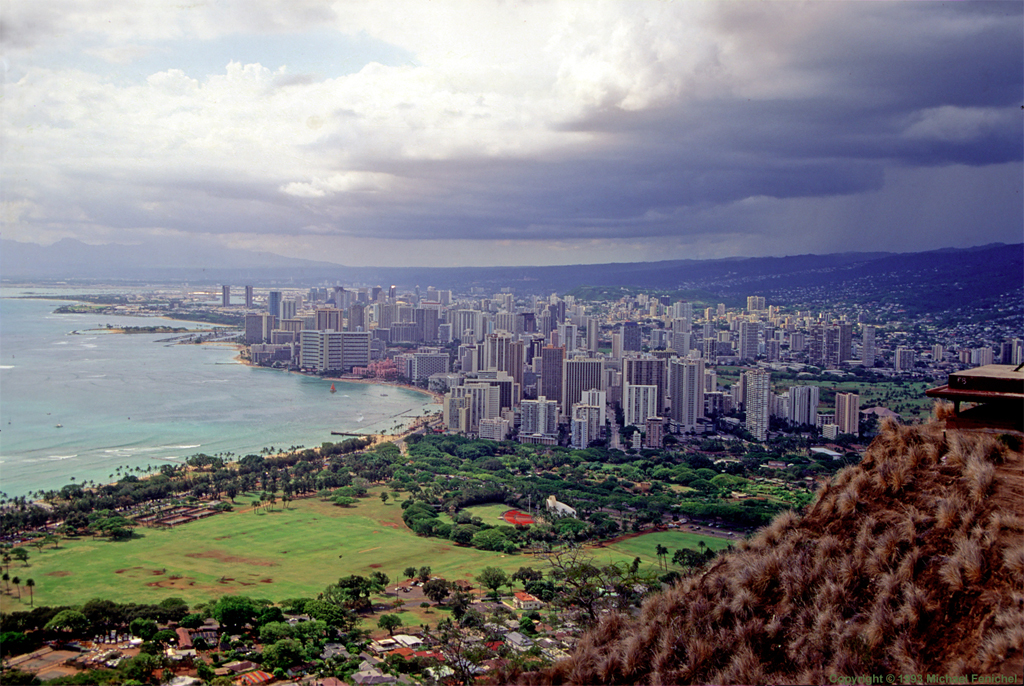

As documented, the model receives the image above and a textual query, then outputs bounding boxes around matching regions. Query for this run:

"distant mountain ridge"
[2,239,1020,316]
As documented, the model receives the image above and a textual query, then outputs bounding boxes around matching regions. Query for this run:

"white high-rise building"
[581,388,607,426]
[895,346,916,372]
[571,403,602,449]
[521,396,559,436]
[444,383,501,434]
[298,330,371,373]
[668,357,704,432]
[744,368,771,441]
[787,384,820,427]
[836,392,860,436]
[624,384,659,428]
[738,321,760,362]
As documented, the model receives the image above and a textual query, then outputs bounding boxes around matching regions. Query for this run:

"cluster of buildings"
[229,282,1022,447]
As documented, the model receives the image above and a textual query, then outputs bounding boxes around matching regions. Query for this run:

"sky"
[2,1,1022,267]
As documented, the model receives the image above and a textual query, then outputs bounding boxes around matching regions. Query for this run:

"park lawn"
[0,488,645,612]
[439,503,518,526]
[595,530,735,571]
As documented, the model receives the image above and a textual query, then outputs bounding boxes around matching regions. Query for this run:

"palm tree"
[26,579,35,606]
[655,544,668,571]
[2,572,9,593]
[12,576,20,599]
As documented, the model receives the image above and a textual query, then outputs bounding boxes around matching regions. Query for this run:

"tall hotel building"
[835,392,860,436]
[744,368,771,441]
[668,357,704,433]
[562,357,604,416]
[622,356,667,415]
[862,325,876,367]
[738,321,759,362]
[539,345,565,404]
[267,291,283,319]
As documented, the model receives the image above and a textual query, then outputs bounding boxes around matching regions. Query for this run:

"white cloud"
[2,0,1020,265]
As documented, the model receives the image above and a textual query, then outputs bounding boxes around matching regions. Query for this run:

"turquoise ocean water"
[0,288,435,498]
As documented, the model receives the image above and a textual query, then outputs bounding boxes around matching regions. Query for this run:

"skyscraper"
[267,291,282,320]
[895,346,915,371]
[621,322,641,352]
[787,384,819,427]
[562,357,604,416]
[315,307,344,332]
[668,357,704,432]
[744,368,771,441]
[835,392,860,436]
[521,396,559,436]
[862,325,876,367]
[244,285,254,309]
[623,384,659,427]
[738,321,760,362]
[622,356,667,414]
[571,403,602,448]
[221,285,230,307]
[586,317,599,353]
[539,345,565,404]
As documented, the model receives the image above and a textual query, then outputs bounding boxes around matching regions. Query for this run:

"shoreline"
[230,348,444,404]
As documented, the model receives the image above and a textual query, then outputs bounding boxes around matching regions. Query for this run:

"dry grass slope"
[515,417,1024,684]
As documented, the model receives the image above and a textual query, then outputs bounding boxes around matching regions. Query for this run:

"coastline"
[227,348,443,442]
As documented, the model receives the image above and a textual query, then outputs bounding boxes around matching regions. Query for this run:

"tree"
[211,595,258,633]
[450,589,473,622]
[403,566,417,579]
[655,544,669,571]
[417,566,432,583]
[119,652,164,684]
[323,575,379,612]
[262,638,305,672]
[369,571,390,591]
[179,614,205,629]
[305,599,359,634]
[422,578,451,604]
[377,614,402,636]
[12,576,20,599]
[45,609,90,635]
[130,618,159,641]
[470,528,509,552]
[380,492,389,503]
[511,567,543,588]
[475,567,508,602]
[11,548,29,566]
[2,572,8,594]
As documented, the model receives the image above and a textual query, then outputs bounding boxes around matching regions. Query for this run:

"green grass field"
[596,530,735,569]
[439,503,521,525]
[0,490,732,613]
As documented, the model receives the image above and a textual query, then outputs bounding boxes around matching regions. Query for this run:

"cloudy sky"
[3,1,1021,267]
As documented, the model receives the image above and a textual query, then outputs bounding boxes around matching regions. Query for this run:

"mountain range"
[2,239,1020,314]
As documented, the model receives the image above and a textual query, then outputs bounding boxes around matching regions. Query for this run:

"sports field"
[0,489,731,612]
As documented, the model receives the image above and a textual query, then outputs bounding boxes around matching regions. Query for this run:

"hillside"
[515,417,1024,684]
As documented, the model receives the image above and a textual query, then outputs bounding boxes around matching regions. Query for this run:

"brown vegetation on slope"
[517,418,1024,684]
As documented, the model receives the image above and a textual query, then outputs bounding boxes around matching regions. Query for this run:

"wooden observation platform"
[926,364,1024,433]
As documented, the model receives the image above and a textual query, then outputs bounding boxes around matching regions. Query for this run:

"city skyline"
[3,1,1021,268]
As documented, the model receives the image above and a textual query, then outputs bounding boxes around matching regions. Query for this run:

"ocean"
[0,287,435,498]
